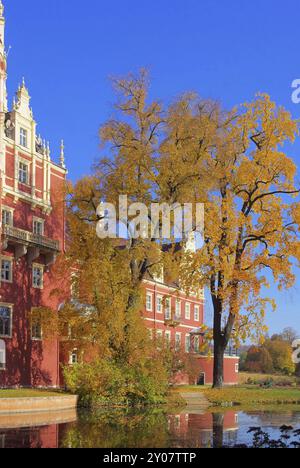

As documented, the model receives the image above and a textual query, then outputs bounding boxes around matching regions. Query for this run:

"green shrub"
[63,356,169,407]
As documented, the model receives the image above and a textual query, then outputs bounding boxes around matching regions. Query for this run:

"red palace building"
[142,238,239,386]
[0,3,67,388]
[0,3,239,388]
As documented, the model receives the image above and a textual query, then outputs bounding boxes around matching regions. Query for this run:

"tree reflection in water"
[1,408,299,448]
[61,408,239,448]
[61,408,170,448]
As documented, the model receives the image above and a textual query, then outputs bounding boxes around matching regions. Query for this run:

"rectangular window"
[235,363,239,374]
[69,350,78,365]
[0,306,12,337]
[33,219,44,236]
[165,298,171,320]
[2,209,13,227]
[185,334,191,353]
[1,259,12,283]
[0,351,5,369]
[194,305,200,322]
[194,336,200,353]
[175,300,181,319]
[33,265,43,289]
[32,319,42,340]
[175,332,181,351]
[146,293,153,312]
[18,161,29,184]
[20,128,28,147]
[0,340,6,370]
[156,296,163,314]
[165,330,171,346]
[185,303,191,320]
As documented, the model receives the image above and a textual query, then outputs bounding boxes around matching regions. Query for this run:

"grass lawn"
[0,389,68,399]
[174,385,300,406]
[202,386,300,406]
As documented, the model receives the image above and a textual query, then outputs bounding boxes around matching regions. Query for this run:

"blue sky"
[4,0,300,336]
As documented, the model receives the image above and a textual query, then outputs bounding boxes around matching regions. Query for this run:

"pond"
[0,407,300,448]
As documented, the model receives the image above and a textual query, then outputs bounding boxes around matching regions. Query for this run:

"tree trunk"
[213,337,225,389]
[212,412,224,448]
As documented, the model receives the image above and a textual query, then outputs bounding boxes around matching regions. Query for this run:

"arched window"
[0,340,6,370]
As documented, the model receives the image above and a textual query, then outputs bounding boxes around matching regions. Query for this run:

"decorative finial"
[60,139,66,168]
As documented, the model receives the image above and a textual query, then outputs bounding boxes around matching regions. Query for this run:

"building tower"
[0,2,68,388]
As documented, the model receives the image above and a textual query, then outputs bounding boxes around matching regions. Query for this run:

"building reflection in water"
[0,409,77,449]
[0,408,239,449]
[167,410,239,448]
[1,408,299,448]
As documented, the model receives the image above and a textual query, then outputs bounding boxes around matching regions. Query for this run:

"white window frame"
[1,257,13,283]
[0,304,13,338]
[165,297,171,320]
[31,318,43,341]
[175,300,181,319]
[194,305,200,322]
[175,332,181,351]
[20,127,28,148]
[146,292,153,312]
[185,302,191,320]
[33,217,44,236]
[32,264,44,289]
[185,334,191,353]
[1,206,14,227]
[156,296,163,314]
[194,335,200,353]
[69,349,79,365]
[0,340,6,370]
[235,363,239,374]
[165,330,171,346]
[18,160,29,184]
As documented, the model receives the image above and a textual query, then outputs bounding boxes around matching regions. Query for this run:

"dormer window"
[20,128,28,147]
[18,161,29,184]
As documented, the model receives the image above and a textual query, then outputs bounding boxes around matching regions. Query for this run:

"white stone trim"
[0,255,13,283]
[32,263,44,289]
[0,303,13,339]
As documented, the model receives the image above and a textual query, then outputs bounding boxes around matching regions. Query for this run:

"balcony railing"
[29,233,59,251]
[3,225,28,242]
[3,225,60,252]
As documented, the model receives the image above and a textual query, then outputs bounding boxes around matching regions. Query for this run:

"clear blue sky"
[5,0,300,336]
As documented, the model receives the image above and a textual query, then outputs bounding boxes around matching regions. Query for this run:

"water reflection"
[0,407,299,448]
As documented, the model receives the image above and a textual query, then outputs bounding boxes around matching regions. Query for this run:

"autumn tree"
[173,94,300,387]
[265,339,295,375]
[68,71,210,361]
[278,327,299,344]
[244,346,274,374]
[46,71,211,403]
[49,72,300,391]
